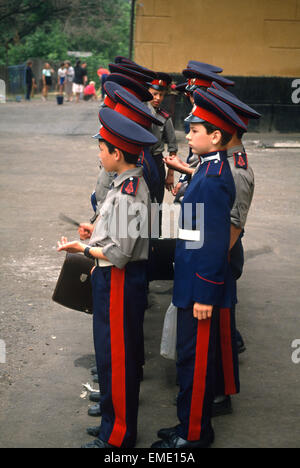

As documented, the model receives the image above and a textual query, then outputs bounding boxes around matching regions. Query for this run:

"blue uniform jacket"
[138,147,160,202]
[173,151,236,309]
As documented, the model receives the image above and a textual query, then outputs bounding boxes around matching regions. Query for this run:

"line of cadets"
[57,56,261,449]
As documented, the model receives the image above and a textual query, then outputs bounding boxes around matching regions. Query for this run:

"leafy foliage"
[0,0,131,72]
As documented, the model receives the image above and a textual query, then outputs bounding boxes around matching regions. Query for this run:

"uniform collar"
[198,150,228,165]
[147,103,164,123]
[227,145,245,158]
[112,167,143,189]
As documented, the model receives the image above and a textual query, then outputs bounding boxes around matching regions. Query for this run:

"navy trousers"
[176,306,240,442]
[91,262,148,448]
[152,153,166,237]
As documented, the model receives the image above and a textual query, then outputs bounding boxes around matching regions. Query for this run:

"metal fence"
[7,64,26,95]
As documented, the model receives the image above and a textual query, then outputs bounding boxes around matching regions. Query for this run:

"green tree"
[0,0,71,64]
[0,0,131,70]
[6,21,69,65]
[65,0,131,59]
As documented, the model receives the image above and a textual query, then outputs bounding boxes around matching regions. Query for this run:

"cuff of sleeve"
[193,273,225,306]
[102,244,131,270]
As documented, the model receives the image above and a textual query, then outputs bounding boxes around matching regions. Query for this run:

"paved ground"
[0,97,300,448]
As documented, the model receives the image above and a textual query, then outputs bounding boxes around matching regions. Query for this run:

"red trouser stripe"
[188,318,211,441]
[108,267,127,447]
[220,308,237,395]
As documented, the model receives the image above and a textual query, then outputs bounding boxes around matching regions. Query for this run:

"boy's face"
[186,123,221,155]
[149,88,166,108]
[98,142,118,172]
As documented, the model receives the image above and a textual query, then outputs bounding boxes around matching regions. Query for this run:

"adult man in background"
[25,61,35,101]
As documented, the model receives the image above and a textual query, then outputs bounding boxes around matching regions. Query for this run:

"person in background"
[73,60,88,103]
[82,62,88,85]
[65,60,75,102]
[57,62,66,94]
[97,68,109,100]
[65,61,74,102]
[42,62,54,101]
[84,81,98,101]
[25,61,35,101]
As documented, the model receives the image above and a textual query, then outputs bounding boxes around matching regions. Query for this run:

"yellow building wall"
[134,0,300,76]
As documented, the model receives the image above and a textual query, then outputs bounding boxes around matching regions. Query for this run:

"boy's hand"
[193,303,213,321]
[57,237,85,254]
[165,170,174,191]
[164,156,189,174]
[172,182,182,196]
[78,223,94,240]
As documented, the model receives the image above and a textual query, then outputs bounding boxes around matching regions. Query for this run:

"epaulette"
[205,161,224,178]
[121,177,140,197]
[157,108,170,119]
[233,152,248,170]
[137,152,144,167]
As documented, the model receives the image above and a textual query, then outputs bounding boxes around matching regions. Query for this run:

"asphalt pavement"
[0,97,300,448]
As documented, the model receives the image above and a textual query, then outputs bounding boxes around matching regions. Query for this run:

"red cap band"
[239,115,249,126]
[188,78,212,88]
[151,79,168,88]
[99,127,142,155]
[192,106,237,134]
[115,102,151,129]
[104,95,116,109]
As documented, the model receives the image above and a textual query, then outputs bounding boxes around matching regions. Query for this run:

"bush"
[7,22,69,65]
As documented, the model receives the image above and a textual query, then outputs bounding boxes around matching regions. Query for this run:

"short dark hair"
[202,121,232,147]
[236,128,246,140]
[101,140,139,165]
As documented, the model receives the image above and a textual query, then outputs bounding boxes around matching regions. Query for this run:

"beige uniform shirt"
[147,104,178,156]
[89,167,150,269]
[227,145,255,229]
[95,167,116,213]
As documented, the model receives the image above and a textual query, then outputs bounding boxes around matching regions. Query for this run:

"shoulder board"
[205,160,225,178]
[121,177,140,197]
[137,153,144,167]
[157,108,170,119]
[233,152,248,170]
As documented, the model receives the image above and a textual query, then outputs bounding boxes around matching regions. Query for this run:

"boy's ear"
[114,148,124,161]
[211,130,222,146]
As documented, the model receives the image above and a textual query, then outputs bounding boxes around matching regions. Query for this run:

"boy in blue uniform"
[152,89,247,448]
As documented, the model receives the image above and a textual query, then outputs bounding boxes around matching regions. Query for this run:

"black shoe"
[151,431,214,449]
[93,374,99,384]
[157,425,178,440]
[212,396,232,417]
[90,366,98,375]
[237,341,246,354]
[236,330,246,354]
[81,439,114,449]
[88,403,101,417]
[89,391,100,403]
[138,367,144,382]
[86,426,101,437]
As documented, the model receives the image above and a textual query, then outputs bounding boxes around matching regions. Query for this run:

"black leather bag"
[148,238,176,281]
[52,253,94,314]
[52,238,177,314]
